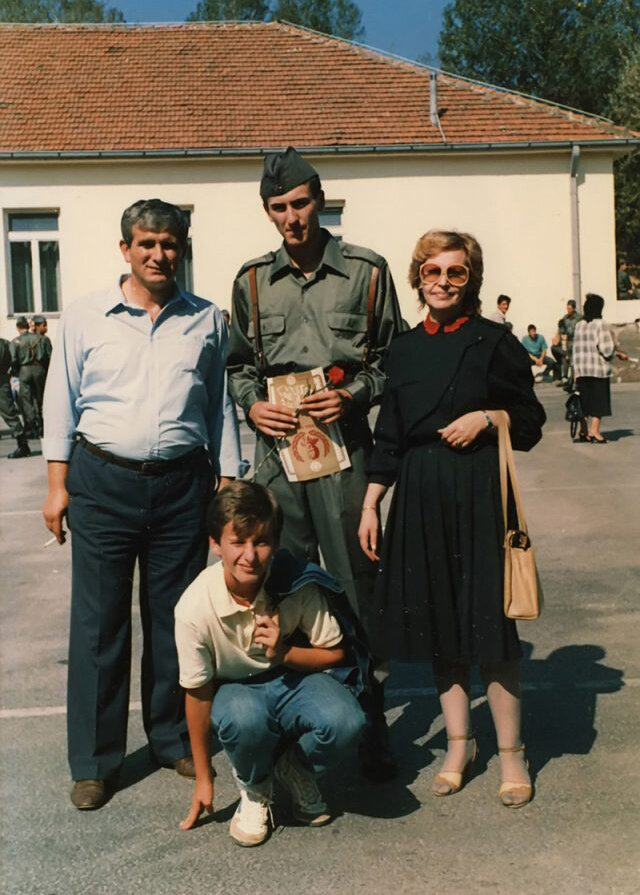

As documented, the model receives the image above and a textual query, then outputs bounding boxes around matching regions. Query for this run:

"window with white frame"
[319,201,344,240]
[7,211,61,314]
[175,207,193,294]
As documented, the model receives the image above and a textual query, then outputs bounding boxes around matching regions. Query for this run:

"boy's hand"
[254,611,284,661]
[179,777,214,831]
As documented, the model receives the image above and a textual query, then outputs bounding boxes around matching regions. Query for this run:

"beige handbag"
[496,412,543,620]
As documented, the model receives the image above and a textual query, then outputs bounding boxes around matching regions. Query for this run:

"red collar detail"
[423,313,471,334]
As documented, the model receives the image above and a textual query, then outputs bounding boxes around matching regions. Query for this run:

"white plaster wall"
[0,149,628,345]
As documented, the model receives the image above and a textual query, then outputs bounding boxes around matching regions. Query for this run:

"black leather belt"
[78,436,206,475]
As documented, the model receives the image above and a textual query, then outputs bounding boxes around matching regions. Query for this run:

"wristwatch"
[482,411,494,430]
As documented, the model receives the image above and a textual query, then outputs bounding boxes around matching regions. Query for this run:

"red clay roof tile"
[0,21,634,154]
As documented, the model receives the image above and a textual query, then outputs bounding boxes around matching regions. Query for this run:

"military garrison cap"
[15,316,28,329]
[33,315,46,325]
[260,147,319,201]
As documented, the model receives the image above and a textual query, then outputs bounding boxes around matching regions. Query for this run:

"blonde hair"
[408,230,483,313]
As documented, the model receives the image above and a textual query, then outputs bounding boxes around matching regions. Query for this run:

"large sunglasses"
[420,262,470,287]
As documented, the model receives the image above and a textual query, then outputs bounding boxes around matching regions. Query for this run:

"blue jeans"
[212,670,366,787]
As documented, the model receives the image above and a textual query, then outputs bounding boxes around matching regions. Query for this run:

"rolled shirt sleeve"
[175,615,215,690]
[42,310,84,461]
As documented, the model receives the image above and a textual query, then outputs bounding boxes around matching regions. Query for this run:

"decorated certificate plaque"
[267,368,352,482]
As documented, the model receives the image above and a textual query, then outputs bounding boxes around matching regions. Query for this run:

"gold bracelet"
[361,505,377,511]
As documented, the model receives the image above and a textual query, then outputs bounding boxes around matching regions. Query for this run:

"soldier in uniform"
[11,314,52,437]
[227,147,403,779]
[0,336,31,458]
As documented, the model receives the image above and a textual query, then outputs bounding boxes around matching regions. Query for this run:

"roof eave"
[0,139,638,162]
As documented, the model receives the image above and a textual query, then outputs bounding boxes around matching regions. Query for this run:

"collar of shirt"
[211,564,271,620]
[270,229,349,283]
[103,276,199,320]
[423,313,471,334]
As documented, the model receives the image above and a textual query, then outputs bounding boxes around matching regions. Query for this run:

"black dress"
[367,315,545,665]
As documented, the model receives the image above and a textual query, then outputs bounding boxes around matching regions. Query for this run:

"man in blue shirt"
[521,324,559,381]
[42,199,241,810]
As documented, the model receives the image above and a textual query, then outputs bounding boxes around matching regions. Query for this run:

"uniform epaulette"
[236,252,276,277]
[339,241,385,268]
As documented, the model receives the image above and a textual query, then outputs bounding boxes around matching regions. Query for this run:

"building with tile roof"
[1,20,638,339]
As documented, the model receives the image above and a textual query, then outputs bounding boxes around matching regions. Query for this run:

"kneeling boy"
[175,480,366,846]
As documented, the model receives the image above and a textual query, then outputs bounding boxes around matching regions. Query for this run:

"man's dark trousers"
[66,443,214,781]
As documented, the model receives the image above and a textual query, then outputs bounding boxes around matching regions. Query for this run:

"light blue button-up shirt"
[43,279,242,475]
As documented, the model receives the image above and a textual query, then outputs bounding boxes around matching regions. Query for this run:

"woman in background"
[573,293,628,443]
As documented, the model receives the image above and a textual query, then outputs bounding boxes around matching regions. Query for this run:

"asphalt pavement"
[1,383,639,895]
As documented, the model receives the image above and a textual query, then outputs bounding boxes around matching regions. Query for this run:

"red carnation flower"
[326,365,345,387]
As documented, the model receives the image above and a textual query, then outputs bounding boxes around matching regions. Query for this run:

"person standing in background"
[0,337,30,458]
[488,294,513,331]
[11,314,51,437]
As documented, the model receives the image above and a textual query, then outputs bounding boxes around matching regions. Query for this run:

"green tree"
[608,49,640,263]
[438,1,640,267]
[438,0,640,116]
[187,0,365,40]
[186,0,269,22]
[0,0,124,21]
[273,0,364,41]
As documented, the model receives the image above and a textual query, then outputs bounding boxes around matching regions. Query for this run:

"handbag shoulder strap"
[248,266,266,371]
[362,264,380,368]
[496,410,528,533]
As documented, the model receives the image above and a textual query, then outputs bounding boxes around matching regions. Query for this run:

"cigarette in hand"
[44,535,59,547]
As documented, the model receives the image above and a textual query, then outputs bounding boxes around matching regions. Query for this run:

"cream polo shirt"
[174,560,342,689]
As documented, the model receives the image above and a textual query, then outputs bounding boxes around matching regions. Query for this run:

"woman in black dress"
[358,230,545,807]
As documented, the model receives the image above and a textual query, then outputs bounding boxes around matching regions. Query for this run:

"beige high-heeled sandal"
[432,734,477,797]
[498,744,533,808]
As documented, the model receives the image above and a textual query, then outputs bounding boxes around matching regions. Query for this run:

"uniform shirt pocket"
[247,314,286,341]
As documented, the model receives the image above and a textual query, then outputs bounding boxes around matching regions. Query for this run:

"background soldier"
[227,147,403,780]
[0,336,30,458]
[552,299,583,388]
[11,314,52,437]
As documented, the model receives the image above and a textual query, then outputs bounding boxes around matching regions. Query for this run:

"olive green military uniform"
[0,338,25,437]
[228,230,403,621]
[11,331,51,436]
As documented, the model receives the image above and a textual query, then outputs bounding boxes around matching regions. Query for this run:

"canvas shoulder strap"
[248,266,266,372]
[362,264,380,368]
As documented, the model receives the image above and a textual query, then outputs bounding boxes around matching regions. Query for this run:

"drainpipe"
[569,145,582,311]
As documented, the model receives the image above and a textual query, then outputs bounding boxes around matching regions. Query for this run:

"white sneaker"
[229,782,272,847]
[274,746,332,826]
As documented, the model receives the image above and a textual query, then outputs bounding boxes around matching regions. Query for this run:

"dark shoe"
[174,756,197,778]
[578,431,590,443]
[70,779,108,810]
[8,437,31,459]
[589,435,608,444]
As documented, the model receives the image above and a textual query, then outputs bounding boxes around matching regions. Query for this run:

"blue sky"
[116,0,448,63]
